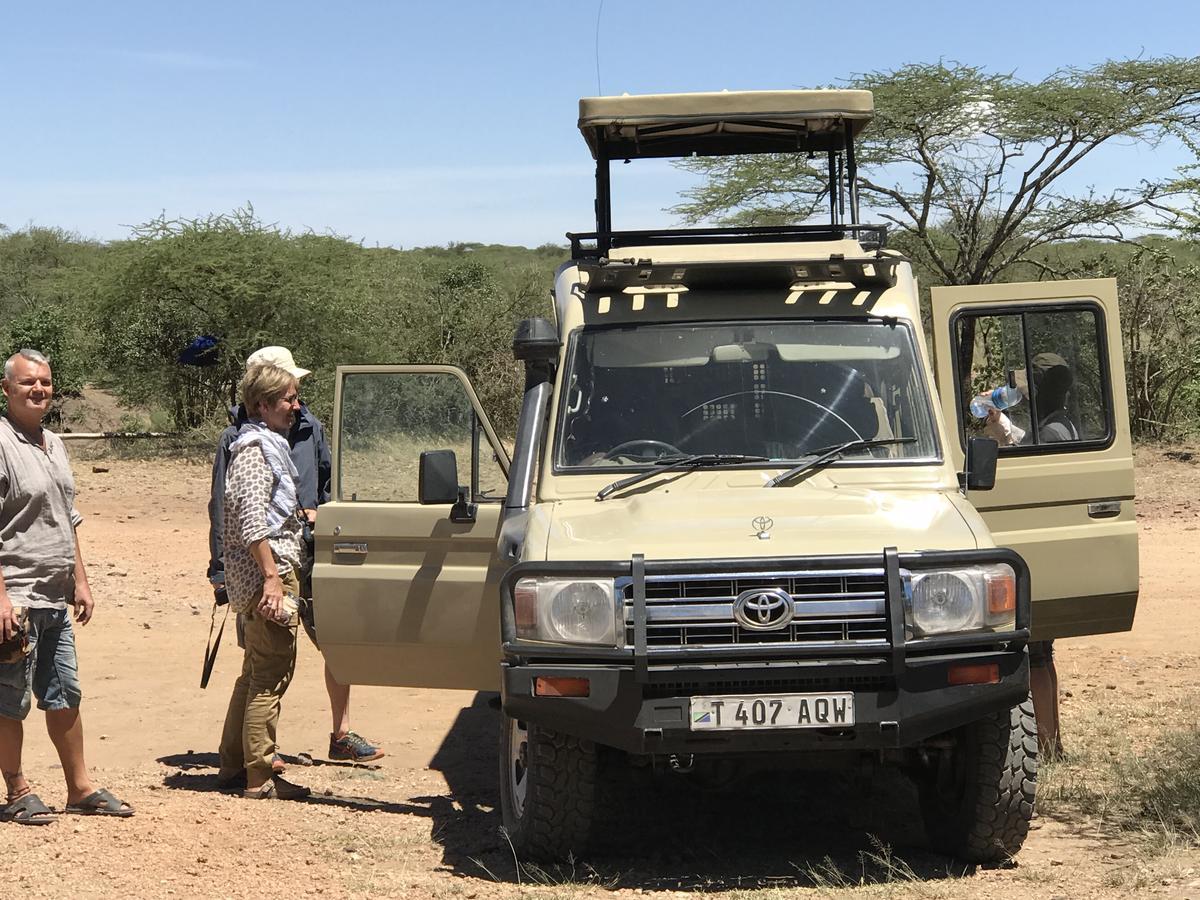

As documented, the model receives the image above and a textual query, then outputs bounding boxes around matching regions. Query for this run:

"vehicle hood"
[540,480,980,562]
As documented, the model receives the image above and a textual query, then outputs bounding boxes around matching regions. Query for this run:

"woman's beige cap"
[246,346,312,380]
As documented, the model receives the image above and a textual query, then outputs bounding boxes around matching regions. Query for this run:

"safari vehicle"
[311,90,1138,863]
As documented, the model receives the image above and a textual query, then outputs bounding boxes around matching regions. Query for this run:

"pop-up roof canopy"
[572,89,878,258]
[578,89,874,160]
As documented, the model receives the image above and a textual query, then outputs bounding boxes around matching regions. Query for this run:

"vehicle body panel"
[311,364,508,690]
[539,482,980,561]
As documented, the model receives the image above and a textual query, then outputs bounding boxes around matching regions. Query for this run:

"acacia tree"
[93,208,367,427]
[673,59,1200,285]
[1111,249,1200,439]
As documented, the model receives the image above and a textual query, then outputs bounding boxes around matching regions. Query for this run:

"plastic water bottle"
[969,384,1023,419]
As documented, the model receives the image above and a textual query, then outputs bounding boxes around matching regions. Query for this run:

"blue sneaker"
[329,731,385,762]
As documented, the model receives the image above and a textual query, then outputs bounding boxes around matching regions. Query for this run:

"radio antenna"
[594,0,604,95]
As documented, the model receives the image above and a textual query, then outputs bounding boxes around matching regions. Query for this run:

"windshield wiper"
[597,454,768,501]
[764,438,917,488]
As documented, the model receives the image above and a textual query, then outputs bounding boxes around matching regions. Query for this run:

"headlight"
[906,564,1016,637]
[513,578,619,646]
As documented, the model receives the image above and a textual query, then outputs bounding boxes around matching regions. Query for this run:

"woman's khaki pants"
[218,577,300,784]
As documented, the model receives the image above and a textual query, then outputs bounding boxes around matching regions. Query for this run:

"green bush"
[84,208,551,433]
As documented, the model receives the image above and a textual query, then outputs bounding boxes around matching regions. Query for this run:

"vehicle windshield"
[556,320,939,468]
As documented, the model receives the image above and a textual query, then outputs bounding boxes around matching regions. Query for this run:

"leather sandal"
[65,788,134,818]
[1,792,54,826]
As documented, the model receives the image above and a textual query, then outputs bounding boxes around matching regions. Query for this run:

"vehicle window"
[556,321,939,467]
[952,305,1111,450]
[338,371,507,501]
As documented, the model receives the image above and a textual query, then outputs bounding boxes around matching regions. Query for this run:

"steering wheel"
[603,439,683,460]
[679,389,864,448]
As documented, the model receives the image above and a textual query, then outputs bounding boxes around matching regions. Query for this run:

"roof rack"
[568,224,888,260]
[577,253,902,293]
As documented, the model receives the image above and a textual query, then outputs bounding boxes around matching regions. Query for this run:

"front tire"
[498,713,597,861]
[918,695,1038,863]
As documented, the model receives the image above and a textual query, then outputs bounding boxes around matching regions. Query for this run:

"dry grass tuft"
[1039,694,1200,850]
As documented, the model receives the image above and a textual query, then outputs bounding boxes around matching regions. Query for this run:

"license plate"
[689,692,855,730]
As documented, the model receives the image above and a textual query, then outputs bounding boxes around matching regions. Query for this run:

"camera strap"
[200,602,230,689]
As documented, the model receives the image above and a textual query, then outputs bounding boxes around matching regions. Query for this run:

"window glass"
[953,306,1109,449]
[556,320,939,467]
[338,372,506,501]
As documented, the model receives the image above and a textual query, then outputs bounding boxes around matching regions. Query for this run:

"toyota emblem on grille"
[733,587,794,631]
[752,516,774,540]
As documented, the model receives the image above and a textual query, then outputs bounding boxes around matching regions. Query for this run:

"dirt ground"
[2,446,1198,899]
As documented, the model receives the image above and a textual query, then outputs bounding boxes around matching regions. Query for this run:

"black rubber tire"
[919,695,1038,863]
[498,714,597,861]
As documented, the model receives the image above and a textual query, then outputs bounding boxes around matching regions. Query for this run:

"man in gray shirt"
[0,349,133,823]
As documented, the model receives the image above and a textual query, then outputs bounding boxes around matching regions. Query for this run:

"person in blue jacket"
[208,346,384,765]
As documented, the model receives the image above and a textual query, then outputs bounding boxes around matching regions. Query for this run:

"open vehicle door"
[311,365,510,690]
[931,278,1137,639]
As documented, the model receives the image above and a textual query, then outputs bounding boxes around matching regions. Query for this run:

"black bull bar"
[497,548,1031,753]
[499,547,1031,679]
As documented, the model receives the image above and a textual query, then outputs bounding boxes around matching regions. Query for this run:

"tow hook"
[668,753,695,773]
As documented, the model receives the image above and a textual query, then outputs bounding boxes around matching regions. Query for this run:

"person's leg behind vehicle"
[1030,640,1065,759]
[298,602,383,763]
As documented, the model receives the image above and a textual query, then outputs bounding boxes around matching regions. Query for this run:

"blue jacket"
[206,403,331,580]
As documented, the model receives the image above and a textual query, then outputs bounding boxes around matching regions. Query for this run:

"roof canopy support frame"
[594,126,613,256]
[837,152,846,223]
[845,122,860,225]
[582,92,874,256]
[827,151,839,225]
[592,144,862,252]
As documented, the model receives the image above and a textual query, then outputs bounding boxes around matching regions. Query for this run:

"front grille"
[622,569,891,650]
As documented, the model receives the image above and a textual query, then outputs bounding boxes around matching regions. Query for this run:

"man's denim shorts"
[0,607,83,720]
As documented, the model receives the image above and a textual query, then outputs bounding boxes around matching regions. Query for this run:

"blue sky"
[2,0,1198,248]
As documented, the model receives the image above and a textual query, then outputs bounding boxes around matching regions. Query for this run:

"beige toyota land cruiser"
[311,90,1138,863]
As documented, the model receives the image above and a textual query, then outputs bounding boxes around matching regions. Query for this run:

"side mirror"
[419,450,459,504]
[960,437,998,492]
[418,450,477,523]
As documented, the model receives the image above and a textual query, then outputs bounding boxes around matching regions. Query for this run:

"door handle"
[333,542,368,555]
[1087,501,1122,519]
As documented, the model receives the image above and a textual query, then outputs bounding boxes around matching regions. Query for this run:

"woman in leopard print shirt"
[216,364,311,800]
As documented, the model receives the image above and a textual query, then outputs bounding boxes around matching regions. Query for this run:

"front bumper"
[500,548,1031,755]
[504,651,1028,754]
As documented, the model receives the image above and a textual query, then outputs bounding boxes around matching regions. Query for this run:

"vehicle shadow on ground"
[423,694,980,892]
[420,693,506,875]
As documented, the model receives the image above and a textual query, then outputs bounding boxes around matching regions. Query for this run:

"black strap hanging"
[200,602,230,689]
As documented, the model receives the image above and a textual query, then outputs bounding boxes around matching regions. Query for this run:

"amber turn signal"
[947,663,1000,686]
[986,572,1016,616]
[534,676,590,697]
